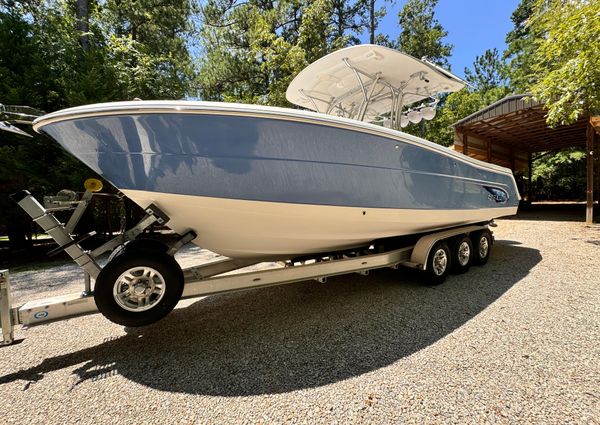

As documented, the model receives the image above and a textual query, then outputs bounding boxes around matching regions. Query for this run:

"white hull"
[123,189,517,259]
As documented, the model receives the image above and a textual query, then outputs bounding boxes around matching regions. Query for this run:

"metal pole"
[83,272,92,295]
[0,270,15,345]
[358,74,380,121]
[395,92,404,130]
[343,58,368,120]
[65,189,93,234]
[586,121,595,224]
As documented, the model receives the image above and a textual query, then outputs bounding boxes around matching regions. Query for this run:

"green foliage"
[406,45,509,145]
[504,0,536,92]
[330,0,367,46]
[102,0,195,100]
[532,149,587,199]
[2,0,195,107]
[396,0,452,67]
[0,1,196,242]
[422,87,510,147]
[528,0,600,126]
[385,0,453,140]
[0,10,63,111]
[464,48,508,93]
[359,0,391,44]
[196,0,340,107]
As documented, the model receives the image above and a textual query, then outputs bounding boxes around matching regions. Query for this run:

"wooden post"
[586,121,595,224]
[528,152,533,204]
[462,133,468,155]
[486,140,492,162]
[509,148,515,172]
[596,130,600,205]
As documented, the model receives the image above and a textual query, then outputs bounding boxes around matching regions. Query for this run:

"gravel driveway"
[0,215,599,423]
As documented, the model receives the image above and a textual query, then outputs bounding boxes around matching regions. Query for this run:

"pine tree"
[463,48,508,93]
[396,0,452,67]
[196,0,334,106]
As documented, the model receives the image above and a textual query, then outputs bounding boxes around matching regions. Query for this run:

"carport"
[451,94,600,223]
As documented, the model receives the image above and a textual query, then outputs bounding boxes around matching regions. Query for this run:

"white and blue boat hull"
[34,101,519,259]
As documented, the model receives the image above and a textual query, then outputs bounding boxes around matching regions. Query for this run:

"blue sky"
[364,0,521,78]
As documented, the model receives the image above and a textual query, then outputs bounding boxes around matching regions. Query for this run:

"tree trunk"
[369,0,375,44]
[337,3,343,39]
[76,0,90,52]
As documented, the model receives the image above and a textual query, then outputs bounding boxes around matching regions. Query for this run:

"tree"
[392,0,452,139]
[367,0,375,43]
[503,0,536,92]
[361,0,390,45]
[76,0,91,52]
[532,149,587,200]
[463,48,508,93]
[396,0,452,67]
[196,0,334,107]
[528,0,600,126]
[422,49,510,146]
[329,0,366,47]
[423,87,510,147]
[101,0,196,100]
[0,0,197,247]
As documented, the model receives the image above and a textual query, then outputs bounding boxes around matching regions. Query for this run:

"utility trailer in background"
[1,185,494,346]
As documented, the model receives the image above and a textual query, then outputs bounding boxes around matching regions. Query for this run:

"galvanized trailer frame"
[0,190,490,346]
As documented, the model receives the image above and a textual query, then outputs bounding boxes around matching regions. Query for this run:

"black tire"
[107,244,127,263]
[471,229,493,266]
[450,235,473,274]
[423,240,451,286]
[94,249,184,327]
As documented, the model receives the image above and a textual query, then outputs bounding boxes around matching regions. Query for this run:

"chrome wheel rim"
[479,237,489,259]
[432,248,448,276]
[113,266,166,312]
[458,241,471,266]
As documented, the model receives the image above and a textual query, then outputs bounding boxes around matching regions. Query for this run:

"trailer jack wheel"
[94,250,184,327]
[423,240,451,285]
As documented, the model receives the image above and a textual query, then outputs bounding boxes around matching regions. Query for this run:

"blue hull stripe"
[40,113,519,210]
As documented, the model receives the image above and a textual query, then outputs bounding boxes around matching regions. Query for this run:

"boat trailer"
[0,187,493,346]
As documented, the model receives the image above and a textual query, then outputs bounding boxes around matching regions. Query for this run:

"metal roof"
[451,94,588,153]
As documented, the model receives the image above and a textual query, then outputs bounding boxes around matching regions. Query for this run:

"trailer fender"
[410,225,489,270]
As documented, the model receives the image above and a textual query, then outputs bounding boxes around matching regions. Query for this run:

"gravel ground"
[1,214,599,424]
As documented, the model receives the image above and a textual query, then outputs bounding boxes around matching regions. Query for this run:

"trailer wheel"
[94,250,183,327]
[450,235,473,274]
[471,229,493,266]
[424,240,451,285]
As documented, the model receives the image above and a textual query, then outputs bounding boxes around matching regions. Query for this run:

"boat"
[0,104,43,137]
[32,44,519,260]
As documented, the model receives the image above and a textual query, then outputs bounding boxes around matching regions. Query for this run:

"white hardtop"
[286,44,466,127]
